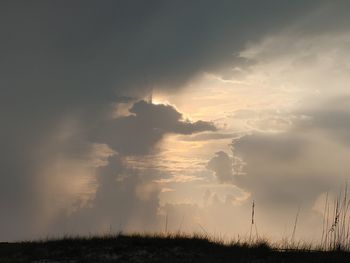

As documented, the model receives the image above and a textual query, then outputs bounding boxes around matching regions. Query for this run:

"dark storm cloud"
[0,0,324,129]
[93,100,216,155]
[0,0,336,240]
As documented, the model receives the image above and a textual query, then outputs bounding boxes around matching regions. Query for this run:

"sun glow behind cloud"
[143,28,350,241]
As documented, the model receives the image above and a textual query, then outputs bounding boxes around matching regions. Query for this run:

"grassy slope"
[1,234,350,263]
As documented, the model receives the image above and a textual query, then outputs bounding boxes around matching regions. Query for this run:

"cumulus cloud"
[206,151,234,183]
[205,95,350,225]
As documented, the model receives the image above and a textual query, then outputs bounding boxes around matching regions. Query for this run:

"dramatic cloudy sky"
[2,0,350,242]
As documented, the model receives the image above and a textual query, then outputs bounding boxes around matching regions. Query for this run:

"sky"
[2,0,350,242]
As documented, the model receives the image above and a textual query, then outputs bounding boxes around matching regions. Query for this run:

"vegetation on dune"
[1,233,350,263]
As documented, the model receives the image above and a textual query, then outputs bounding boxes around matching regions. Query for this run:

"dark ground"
[0,234,349,263]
